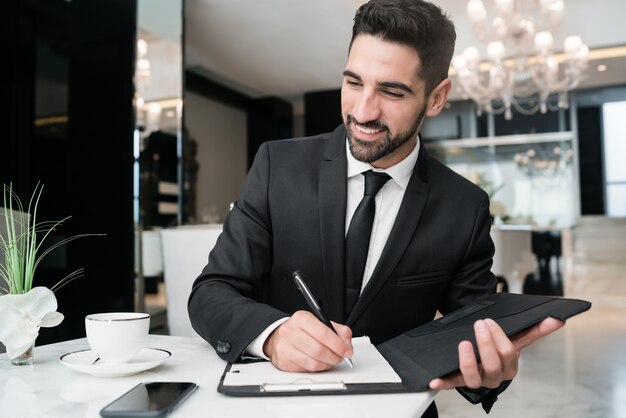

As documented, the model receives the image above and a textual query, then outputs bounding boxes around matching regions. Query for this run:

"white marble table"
[0,335,435,418]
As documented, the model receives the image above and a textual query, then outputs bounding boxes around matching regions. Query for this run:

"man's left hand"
[428,317,565,390]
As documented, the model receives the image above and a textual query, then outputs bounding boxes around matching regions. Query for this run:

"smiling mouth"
[354,123,384,135]
[347,115,387,138]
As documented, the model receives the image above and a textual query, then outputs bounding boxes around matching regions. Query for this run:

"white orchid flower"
[0,287,64,359]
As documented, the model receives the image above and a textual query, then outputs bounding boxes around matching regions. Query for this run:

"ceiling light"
[597,64,607,72]
[453,0,588,120]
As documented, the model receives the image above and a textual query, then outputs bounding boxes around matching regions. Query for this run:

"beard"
[344,108,426,164]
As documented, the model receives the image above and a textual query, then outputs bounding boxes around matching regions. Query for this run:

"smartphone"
[100,382,198,418]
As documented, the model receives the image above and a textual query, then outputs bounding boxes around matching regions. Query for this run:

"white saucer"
[60,348,171,377]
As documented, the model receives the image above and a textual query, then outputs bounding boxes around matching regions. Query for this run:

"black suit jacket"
[189,124,496,362]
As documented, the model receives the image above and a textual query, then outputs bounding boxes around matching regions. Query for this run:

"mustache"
[346,115,388,131]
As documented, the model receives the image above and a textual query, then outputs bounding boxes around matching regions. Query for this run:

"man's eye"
[382,90,403,98]
[346,80,361,87]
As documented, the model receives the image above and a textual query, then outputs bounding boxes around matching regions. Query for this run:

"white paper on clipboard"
[222,336,401,387]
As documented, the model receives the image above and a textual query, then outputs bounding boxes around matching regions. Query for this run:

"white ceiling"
[150,0,626,101]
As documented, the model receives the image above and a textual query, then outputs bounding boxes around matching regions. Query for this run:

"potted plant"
[0,183,101,365]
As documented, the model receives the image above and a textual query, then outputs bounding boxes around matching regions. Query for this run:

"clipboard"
[217,361,410,396]
[217,292,591,396]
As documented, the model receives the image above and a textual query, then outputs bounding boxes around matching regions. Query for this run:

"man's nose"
[352,90,381,123]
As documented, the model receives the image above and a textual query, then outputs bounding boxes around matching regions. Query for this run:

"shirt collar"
[345,136,421,190]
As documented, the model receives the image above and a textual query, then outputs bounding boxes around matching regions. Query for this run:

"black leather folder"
[218,293,591,396]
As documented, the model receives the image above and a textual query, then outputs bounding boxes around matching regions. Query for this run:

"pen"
[292,270,354,368]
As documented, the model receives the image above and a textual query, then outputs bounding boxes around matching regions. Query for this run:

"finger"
[272,344,334,372]
[474,319,502,388]
[331,321,353,358]
[429,378,444,390]
[331,321,353,340]
[291,311,351,363]
[429,371,466,390]
[268,314,342,372]
[294,333,346,369]
[511,317,565,350]
[458,340,482,389]
[485,318,519,381]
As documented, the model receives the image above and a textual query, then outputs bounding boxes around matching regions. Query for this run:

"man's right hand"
[263,310,353,372]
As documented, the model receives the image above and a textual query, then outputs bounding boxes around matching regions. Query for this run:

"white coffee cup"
[85,312,150,363]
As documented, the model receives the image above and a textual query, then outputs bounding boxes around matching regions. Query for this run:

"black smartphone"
[100,382,198,418]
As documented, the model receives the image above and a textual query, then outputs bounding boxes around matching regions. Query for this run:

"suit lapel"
[347,143,431,325]
[318,125,348,323]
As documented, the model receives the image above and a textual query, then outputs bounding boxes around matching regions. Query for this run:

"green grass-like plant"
[0,183,101,295]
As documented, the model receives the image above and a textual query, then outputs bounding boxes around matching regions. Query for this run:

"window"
[603,101,626,216]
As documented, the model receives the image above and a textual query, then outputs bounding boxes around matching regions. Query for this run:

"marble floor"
[436,308,626,418]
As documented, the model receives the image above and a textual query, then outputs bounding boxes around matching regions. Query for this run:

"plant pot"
[11,343,34,366]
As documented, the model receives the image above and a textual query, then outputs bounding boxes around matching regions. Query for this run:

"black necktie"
[345,170,391,317]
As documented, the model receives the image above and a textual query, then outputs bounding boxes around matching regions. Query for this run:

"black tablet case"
[218,293,591,396]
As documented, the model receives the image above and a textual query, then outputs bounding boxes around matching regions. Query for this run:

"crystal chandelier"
[452,0,589,120]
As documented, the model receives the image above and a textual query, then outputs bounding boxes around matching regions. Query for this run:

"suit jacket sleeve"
[187,142,288,362]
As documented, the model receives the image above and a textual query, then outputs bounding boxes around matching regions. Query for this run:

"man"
[188,0,563,416]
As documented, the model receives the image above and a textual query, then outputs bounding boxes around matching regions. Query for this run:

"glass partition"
[134,0,183,229]
[603,101,626,217]
[426,132,577,228]
[133,0,183,321]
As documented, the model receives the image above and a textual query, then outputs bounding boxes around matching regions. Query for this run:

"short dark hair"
[350,0,456,96]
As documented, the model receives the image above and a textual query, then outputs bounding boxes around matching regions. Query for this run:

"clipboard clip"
[260,379,347,392]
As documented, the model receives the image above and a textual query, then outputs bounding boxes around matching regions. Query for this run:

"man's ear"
[425,78,452,117]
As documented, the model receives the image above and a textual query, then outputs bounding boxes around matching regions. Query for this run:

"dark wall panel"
[247,97,293,168]
[577,106,605,215]
[1,0,136,344]
[304,89,342,137]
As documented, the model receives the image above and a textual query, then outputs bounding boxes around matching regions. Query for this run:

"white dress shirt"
[345,137,420,291]
[245,136,421,359]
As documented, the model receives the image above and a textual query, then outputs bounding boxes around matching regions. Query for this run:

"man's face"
[341,34,428,169]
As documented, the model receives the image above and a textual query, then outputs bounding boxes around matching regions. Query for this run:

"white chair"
[490,226,536,294]
[135,228,168,333]
[160,224,223,337]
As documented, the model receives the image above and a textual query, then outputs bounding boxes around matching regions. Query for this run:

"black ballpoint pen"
[292,270,354,368]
